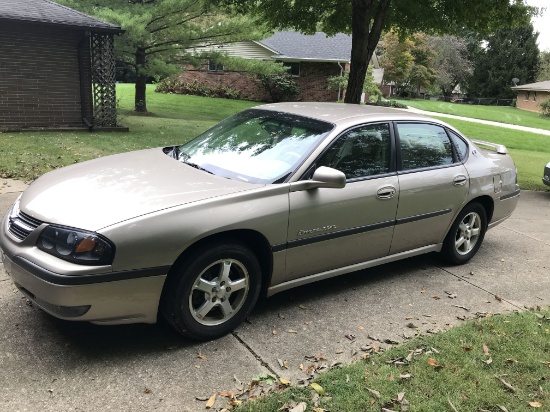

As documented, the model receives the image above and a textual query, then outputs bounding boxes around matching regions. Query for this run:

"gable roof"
[511,80,550,92]
[0,0,123,34]
[259,32,352,63]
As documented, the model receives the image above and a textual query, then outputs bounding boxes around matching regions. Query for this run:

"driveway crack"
[435,265,525,311]
[231,331,279,377]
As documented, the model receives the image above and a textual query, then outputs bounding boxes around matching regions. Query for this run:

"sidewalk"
[403,106,550,136]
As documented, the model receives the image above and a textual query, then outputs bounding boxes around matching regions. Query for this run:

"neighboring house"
[0,0,124,131]
[511,80,550,113]
[181,31,384,102]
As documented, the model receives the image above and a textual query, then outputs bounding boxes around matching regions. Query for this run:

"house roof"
[511,80,550,92]
[0,0,123,34]
[259,32,353,63]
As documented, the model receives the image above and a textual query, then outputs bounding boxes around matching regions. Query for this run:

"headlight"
[37,225,114,266]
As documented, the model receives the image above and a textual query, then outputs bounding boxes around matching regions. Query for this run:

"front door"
[285,122,399,281]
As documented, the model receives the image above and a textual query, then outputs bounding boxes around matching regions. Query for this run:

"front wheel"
[161,242,262,340]
[441,202,487,265]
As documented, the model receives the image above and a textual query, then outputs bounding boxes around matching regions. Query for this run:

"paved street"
[1,180,549,411]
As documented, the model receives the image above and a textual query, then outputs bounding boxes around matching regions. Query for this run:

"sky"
[527,0,550,51]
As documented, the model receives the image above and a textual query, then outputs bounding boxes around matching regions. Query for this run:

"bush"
[539,98,550,117]
[155,77,241,100]
[257,73,299,102]
[374,100,408,109]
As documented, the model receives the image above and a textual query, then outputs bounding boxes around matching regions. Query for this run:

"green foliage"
[257,73,299,102]
[155,77,242,99]
[327,67,381,101]
[539,98,550,117]
[375,100,408,108]
[538,51,550,82]
[468,24,540,99]
[56,0,266,111]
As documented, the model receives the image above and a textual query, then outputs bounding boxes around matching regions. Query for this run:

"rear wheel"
[442,202,487,265]
[161,242,262,340]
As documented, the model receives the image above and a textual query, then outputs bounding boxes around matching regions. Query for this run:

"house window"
[283,62,300,77]
[524,91,530,101]
[208,60,223,72]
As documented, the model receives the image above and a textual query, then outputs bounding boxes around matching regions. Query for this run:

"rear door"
[389,122,469,254]
[285,122,399,281]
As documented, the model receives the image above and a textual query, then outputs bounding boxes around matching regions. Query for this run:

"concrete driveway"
[1,180,549,411]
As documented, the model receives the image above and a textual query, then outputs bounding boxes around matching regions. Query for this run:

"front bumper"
[1,220,168,325]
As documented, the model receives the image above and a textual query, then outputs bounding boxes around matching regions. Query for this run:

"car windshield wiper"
[184,160,214,175]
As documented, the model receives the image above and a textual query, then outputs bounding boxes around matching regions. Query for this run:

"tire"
[160,242,262,340]
[441,202,487,265]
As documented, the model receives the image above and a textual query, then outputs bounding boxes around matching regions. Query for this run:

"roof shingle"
[260,32,351,62]
[0,0,123,33]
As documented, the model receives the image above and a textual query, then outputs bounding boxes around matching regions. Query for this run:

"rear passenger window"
[448,130,469,161]
[396,123,454,170]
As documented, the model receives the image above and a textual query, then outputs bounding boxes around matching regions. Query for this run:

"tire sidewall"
[168,243,262,340]
[444,203,487,265]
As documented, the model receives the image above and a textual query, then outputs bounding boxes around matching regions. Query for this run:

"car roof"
[255,102,432,125]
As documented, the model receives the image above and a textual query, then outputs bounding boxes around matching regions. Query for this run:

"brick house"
[511,80,550,113]
[0,0,123,131]
[181,32,383,102]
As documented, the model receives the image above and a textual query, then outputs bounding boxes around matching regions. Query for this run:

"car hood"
[20,148,261,230]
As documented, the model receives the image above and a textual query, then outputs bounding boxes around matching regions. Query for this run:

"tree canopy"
[467,24,539,99]
[222,0,537,103]
[59,0,266,112]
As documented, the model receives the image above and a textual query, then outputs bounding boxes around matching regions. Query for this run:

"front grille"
[8,211,43,240]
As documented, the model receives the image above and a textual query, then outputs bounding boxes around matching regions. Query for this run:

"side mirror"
[289,166,346,192]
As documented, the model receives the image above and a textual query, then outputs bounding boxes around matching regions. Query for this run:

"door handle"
[377,186,396,199]
[453,175,467,186]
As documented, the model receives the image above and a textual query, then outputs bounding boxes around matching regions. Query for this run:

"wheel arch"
[161,229,274,297]
[468,195,494,226]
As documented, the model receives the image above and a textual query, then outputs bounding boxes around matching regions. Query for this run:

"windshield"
[175,109,334,184]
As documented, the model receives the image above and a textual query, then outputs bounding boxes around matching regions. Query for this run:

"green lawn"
[396,99,550,131]
[0,84,547,191]
[232,309,550,412]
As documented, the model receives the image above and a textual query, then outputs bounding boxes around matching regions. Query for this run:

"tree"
[468,24,539,99]
[58,0,265,112]
[221,0,536,104]
[427,35,473,98]
[537,51,550,81]
[379,32,436,97]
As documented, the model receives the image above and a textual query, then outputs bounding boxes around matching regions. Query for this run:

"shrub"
[256,73,299,102]
[155,77,241,100]
[539,98,550,117]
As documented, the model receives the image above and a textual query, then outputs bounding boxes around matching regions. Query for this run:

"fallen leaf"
[497,405,510,412]
[421,288,426,293]
[345,334,356,341]
[310,383,326,395]
[399,373,411,380]
[218,391,235,398]
[367,388,381,398]
[529,401,543,408]
[313,408,328,412]
[272,330,277,335]
[289,402,307,412]
[483,343,490,356]
[485,357,493,365]
[357,325,365,330]
[506,358,519,363]
[279,378,291,386]
[432,296,441,300]
[228,400,242,407]
[143,387,152,394]
[205,394,216,409]
[495,295,503,302]
[463,347,473,351]
[495,376,516,393]
[427,358,440,367]
[299,305,308,310]
[287,329,298,333]
[195,396,210,401]
[397,392,405,402]
[197,353,208,361]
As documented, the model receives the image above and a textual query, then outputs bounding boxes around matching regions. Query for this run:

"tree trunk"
[344,0,390,104]
[135,47,147,113]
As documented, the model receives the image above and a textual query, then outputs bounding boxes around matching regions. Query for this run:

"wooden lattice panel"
[91,34,117,127]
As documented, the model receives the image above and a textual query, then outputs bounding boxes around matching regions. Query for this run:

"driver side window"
[317,123,391,179]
